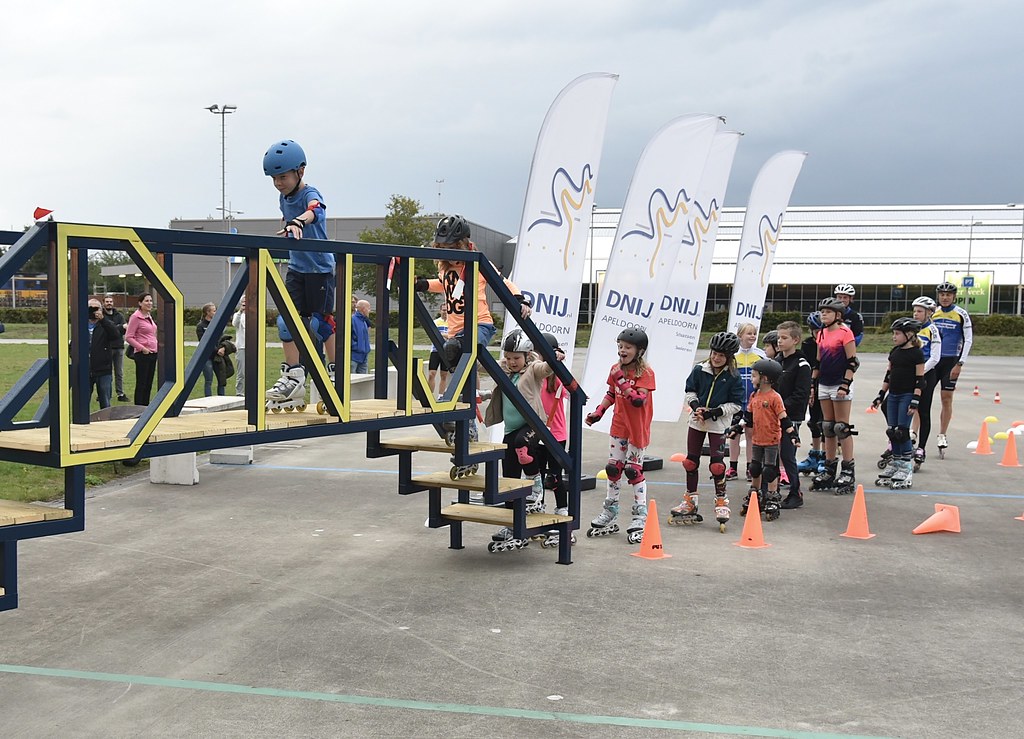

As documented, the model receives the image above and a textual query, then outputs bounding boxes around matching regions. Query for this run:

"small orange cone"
[840,485,876,540]
[1015,512,1024,522]
[865,405,879,414]
[972,386,980,396]
[994,392,1001,404]
[913,503,961,534]
[630,499,672,560]
[998,432,1022,468]
[973,421,994,455]
[669,453,685,463]
[733,491,771,549]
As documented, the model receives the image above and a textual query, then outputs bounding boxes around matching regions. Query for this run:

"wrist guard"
[704,406,725,421]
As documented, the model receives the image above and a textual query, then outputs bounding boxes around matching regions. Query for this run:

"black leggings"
[540,439,569,510]
[501,425,542,479]
[916,369,939,448]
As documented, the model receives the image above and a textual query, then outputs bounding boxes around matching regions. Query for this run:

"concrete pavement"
[1,354,1022,737]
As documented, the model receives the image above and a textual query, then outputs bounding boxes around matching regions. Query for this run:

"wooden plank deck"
[440,503,572,528]
[380,435,506,455]
[410,471,531,494]
[0,400,468,453]
[0,500,74,528]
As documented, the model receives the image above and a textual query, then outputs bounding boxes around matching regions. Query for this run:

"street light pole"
[206,104,237,221]
[1016,204,1024,315]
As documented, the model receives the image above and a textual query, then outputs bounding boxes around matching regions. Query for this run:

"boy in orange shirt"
[727,358,799,522]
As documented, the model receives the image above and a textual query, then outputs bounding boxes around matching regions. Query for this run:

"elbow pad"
[628,388,646,407]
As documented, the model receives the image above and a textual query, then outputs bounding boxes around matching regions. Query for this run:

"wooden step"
[381,434,505,455]
[410,471,530,493]
[441,503,572,529]
[0,500,74,528]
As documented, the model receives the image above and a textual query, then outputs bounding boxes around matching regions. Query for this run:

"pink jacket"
[125,310,158,353]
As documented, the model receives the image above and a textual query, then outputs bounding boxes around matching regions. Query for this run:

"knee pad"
[443,338,463,369]
[835,422,856,439]
[709,459,726,478]
[748,459,763,480]
[821,420,837,438]
[516,446,534,466]
[605,460,625,482]
[762,464,778,484]
[276,315,294,343]
[809,420,822,438]
[886,426,910,445]
[624,463,645,485]
[311,312,335,342]
[681,455,700,473]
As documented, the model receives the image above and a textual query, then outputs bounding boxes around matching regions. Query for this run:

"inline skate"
[913,447,926,472]
[936,433,948,460]
[525,475,545,513]
[876,443,893,470]
[448,419,480,480]
[714,479,730,533]
[308,362,336,415]
[834,460,856,495]
[265,363,307,413]
[668,493,702,526]
[875,456,899,487]
[488,527,529,553]
[889,457,914,489]
[763,489,782,521]
[586,499,619,538]
[811,459,838,491]
[626,504,647,544]
[537,509,577,548]
[798,449,825,476]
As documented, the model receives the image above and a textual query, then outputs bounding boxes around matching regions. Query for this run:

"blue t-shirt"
[280,184,333,274]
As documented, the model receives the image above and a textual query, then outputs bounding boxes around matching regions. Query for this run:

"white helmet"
[502,328,533,354]
[834,284,856,296]
[912,296,937,311]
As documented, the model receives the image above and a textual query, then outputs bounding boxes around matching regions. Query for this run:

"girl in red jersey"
[584,328,656,544]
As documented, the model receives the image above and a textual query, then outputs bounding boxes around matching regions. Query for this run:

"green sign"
[943,270,993,315]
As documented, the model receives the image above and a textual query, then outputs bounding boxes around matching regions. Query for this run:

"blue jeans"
[456,322,497,353]
[351,360,368,374]
[202,360,214,396]
[91,373,112,409]
[885,392,915,457]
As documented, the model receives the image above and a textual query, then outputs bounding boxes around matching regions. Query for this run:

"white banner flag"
[505,72,619,366]
[646,131,741,422]
[580,114,720,432]
[726,150,808,335]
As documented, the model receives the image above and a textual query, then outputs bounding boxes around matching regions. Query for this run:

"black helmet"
[709,331,740,355]
[616,327,648,354]
[435,214,470,245]
[762,330,779,349]
[818,297,846,313]
[936,281,957,294]
[540,332,560,350]
[753,358,783,383]
[891,317,922,334]
[502,328,533,354]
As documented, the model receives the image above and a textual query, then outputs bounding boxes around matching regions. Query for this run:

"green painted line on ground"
[0,663,889,738]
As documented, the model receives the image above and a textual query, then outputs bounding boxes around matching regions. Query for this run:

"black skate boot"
[834,460,856,495]
[763,490,782,521]
[810,459,838,491]
[780,491,803,509]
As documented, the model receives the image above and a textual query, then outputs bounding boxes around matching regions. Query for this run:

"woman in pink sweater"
[125,293,159,405]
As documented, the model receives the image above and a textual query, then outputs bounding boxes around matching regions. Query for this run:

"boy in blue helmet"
[262,139,336,410]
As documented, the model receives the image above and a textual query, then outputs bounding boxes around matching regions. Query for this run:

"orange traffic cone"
[913,503,961,534]
[973,421,994,455]
[1015,512,1024,522]
[994,392,1001,404]
[733,491,771,549]
[998,432,1022,468]
[630,499,672,560]
[972,386,980,396]
[669,453,685,463]
[840,485,876,539]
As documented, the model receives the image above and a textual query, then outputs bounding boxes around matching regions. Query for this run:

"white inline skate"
[889,456,914,489]
[308,362,335,415]
[626,504,647,544]
[488,527,529,553]
[586,499,619,538]
[266,363,307,413]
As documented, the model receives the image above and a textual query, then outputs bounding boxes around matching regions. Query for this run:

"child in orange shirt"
[726,358,799,522]
[584,328,656,544]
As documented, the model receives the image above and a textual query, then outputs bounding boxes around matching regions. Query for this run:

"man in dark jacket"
[89,298,121,409]
[103,294,129,401]
[775,321,813,509]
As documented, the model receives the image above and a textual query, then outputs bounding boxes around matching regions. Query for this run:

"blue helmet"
[806,311,824,330]
[263,140,306,176]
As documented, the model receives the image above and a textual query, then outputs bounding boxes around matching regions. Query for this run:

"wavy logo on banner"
[527,164,594,270]
[688,198,720,280]
[740,211,783,288]
[623,188,692,278]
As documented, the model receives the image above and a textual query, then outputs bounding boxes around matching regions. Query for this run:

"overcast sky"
[4,0,1022,236]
